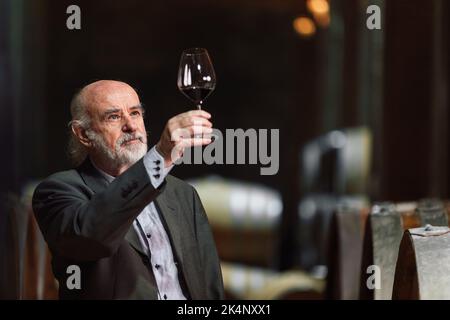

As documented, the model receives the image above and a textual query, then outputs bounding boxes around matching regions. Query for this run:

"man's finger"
[170,126,213,141]
[183,110,211,119]
[180,137,212,147]
[189,125,213,136]
[176,117,212,129]
[173,110,211,121]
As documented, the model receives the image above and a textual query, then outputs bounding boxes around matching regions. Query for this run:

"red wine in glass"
[177,48,216,110]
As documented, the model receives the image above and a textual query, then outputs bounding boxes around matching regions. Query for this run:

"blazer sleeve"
[32,159,161,261]
[192,187,225,300]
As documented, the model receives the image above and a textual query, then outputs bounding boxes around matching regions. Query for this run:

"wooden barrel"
[22,209,59,299]
[392,225,450,299]
[325,202,369,299]
[189,176,283,267]
[21,182,58,299]
[297,195,336,273]
[0,185,58,300]
[360,199,449,300]
[221,262,324,300]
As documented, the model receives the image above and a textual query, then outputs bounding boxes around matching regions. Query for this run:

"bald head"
[71,80,140,122]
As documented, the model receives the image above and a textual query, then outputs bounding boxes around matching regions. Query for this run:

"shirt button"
[155,264,160,269]
[163,294,167,300]
[146,233,151,239]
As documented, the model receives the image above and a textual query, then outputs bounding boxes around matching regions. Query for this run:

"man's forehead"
[82,81,140,112]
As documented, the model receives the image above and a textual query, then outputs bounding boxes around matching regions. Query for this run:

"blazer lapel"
[154,184,184,266]
[78,158,148,257]
[125,227,147,257]
[78,158,110,194]
[154,183,205,299]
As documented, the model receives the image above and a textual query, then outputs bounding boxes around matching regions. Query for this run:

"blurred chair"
[297,127,372,277]
[301,127,372,195]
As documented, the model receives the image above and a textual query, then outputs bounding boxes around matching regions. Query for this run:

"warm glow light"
[314,11,331,28]
[307,0,330,15]
[293,17,316,38]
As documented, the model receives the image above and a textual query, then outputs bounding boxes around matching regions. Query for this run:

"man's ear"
[72,124,91,148]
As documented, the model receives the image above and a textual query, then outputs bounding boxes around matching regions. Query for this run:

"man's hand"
[156,110,213,167]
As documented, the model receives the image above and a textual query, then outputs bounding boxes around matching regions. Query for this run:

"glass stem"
[196,103,202,110]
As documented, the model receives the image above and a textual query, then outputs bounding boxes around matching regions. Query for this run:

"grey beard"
[86,130,148,168]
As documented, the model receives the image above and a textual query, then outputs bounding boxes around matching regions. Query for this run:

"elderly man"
[32,80,224,300]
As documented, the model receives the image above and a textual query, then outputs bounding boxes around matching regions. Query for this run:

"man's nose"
[122,115,137,132]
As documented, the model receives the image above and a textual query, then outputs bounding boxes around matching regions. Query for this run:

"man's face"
[84,81,148,167]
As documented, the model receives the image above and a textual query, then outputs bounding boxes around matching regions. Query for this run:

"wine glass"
[177,48,216,110]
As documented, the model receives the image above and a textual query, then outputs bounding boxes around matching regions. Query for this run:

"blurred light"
[328,130,346,148]
[307,0,329,15]
[299,199,317,220]
[313,12,330,28]
[229,185,281,228]
[293,17,316,38]
[307,0,330,28]
[266,196,283,220]
[249,270,266,291]
[248,190,267,218]
[395,202,417,213]
[229,268,246,295]
[230,186,248,219]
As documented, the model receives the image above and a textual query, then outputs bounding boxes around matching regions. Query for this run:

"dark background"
[1,0,449,271]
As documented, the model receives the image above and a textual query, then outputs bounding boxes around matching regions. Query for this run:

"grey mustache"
[118,133,145,145]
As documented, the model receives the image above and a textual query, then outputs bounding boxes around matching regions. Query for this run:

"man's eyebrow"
[103,107,121,116]
[130,104,145,113]
[101,105,145,118]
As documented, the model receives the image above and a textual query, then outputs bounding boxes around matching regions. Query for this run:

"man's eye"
[131,111,141,117]
[108,114,120,120]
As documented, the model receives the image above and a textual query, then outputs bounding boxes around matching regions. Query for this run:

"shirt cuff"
[143,146,174,189]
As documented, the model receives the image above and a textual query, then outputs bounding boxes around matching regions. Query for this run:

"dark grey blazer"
[32,157,224,300]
